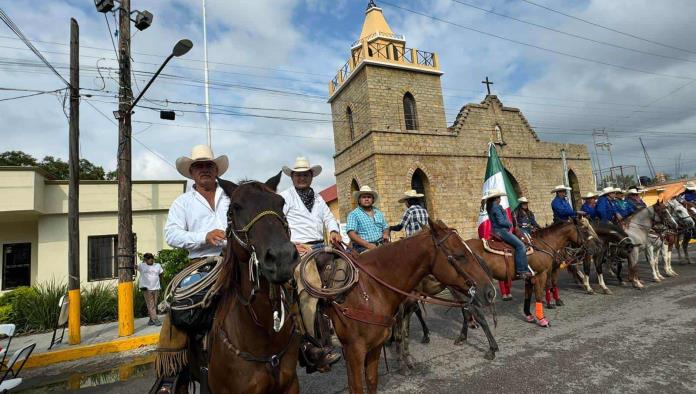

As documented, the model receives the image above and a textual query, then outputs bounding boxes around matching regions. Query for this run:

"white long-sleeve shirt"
[280,187,339,243]
[164,184,230,258]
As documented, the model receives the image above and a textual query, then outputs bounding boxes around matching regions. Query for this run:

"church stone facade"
[328,2,594,236]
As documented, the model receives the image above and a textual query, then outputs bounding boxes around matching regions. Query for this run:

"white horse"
[623,202,678,288]
[661,199,695,276]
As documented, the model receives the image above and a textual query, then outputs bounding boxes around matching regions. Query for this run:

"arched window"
[494,124,504,145]
[411,169,431,212]
[567,169,581,210]
[346,106,355,140]
[350,179,360,210]
[403,92,418,130]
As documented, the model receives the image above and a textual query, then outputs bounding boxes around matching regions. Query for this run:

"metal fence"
[593,165,641,190]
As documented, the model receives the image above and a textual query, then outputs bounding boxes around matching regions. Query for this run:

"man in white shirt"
[280,156,342,370]
[158,144,230,378]
[138,253,163,326]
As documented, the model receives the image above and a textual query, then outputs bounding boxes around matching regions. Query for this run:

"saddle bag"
[165,258,223,334]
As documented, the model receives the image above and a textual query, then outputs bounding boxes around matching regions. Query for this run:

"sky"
[2,0,696,192]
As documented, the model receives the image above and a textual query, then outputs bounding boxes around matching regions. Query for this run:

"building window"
[2,243,31,290]
[403,92,418,130]
[88,235,119,281]
[350,179,360,210]
[493,124,504,145]
[347,106,355,140]
[411,169,430,212]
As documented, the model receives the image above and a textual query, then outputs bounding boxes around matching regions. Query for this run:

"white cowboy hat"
[481,188,507,201]
[282,156,322,177]
[398,189,424,203]
[353,185,378,202]
[599,186,616,196]
[614,188,625,194]
[584,192,597,199]
[175,144,228,180]
[626,188,640,195]
[685,181,696,191]
[518,197,529,203]
[551,184,572,193]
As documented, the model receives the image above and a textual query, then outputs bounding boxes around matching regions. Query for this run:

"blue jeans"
[495,230,529,274]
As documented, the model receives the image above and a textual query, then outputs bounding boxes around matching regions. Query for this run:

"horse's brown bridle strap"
[332,304,395,327]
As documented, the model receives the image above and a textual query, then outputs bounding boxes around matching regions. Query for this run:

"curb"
[25,333,160,369]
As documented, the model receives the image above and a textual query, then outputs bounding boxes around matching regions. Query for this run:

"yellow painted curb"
[25,333,160,369]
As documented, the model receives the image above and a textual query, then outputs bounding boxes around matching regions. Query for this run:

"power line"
[519,0,696,56]
[379,1,696,81]
[0,87,65,102]
[451,0,696,65]
[132,120,333,141]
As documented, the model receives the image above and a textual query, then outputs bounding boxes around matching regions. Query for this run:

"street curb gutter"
[24,333,159,369]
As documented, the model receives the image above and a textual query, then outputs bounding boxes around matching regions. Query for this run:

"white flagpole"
[202,0,212,147]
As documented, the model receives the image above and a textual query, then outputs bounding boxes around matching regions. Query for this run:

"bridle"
[431,228,494,295]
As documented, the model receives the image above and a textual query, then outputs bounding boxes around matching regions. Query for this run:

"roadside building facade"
[0,167,185,290]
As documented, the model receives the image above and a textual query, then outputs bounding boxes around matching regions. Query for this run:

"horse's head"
[220,172,299,284]
[571,217,602,254]
[428,219,496,307]
[667,199,695,229]
[653,201,679,230]
[592,221,634,256]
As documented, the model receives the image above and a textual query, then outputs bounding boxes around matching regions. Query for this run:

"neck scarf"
[296,187,315,212]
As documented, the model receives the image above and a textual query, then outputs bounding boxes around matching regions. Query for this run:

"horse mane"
[534,220,570,237]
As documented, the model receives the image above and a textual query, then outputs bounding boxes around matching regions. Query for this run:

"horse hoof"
[546,303,556,309]
[421,336,430,344]
[454,337,466,346]
[585,289,595,295]
[468,323,479,330]
[652,278,661,283]
[602,288,613,295]
[537,318,550,328]
[555,299,564,307]
[484,351,496,361]
[633,283,644,290]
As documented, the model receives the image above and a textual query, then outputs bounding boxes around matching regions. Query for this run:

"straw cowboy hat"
[518,197,529,203]
[175,144,228,179]
[398,189,424,203]
[584,192,597,199]
[282,156,322,177]
[685,181,696,191]
[599,186,616,196]
[626,188,640,195]
[481,188,507,201]
[551,184,572,193]
[353,185,379,202]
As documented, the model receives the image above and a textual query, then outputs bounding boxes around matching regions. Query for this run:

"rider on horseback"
[680,181,696,202]
[581,192,597,218]
[551,185,576,223]
[514,196,540,236]
[596,186,621,224]
[626,188,647,209]
[614,189,635,218]
[483,189,534,279]
[390,189,430,237]
[346,186,390,253]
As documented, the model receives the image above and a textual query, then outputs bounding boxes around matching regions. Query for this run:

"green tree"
[106,170,117,180]
[39,156,69,179]
[0,150,113,180]
[0,150,38,167]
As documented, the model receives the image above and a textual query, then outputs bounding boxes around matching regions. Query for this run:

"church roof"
[359,1,395,40]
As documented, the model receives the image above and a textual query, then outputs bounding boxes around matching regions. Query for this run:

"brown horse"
[465,217,600,327]
[179,174,302,394]
[328,220,497,394]
[677,200,696,263]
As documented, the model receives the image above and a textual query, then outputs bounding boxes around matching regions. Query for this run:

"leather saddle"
[483,231,534,256]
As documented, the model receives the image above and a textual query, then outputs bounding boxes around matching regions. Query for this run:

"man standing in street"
[138,253,163,326]
[390,189,429,238]
[157,144,230,378]
[347,185,389,252]
[280,156,342,370]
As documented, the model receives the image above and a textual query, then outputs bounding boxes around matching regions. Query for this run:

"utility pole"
[202,0,212,147]
[117,0,135,337]
[68,17,81,345]
[639,137,656,180]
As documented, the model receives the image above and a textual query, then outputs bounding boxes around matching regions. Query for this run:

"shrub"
[157,248,189,291]
[81,283,117,325]
[12,281,66,333]
[0,305,12,324]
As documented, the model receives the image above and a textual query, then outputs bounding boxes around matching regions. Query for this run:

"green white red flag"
[477,143,519,239]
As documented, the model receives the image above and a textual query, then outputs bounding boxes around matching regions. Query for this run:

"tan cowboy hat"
[584,192,597,199]
[518,197,529,203]
[175,144,229,180]
[614,188,625,194]
[626,188,640,195]
[282,156,322,177]
[398,189,424,203]
[481,188,507,201]
[685,181,696,191]
[551,184,572,193]
[599,186,616,196]
[353,185,378,202]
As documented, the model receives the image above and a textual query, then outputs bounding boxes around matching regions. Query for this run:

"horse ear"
[265,171,282,192]
[218,177,237,198]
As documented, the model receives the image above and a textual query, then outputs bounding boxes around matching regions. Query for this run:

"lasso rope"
[160,256,225,312]
[298,247,359,300]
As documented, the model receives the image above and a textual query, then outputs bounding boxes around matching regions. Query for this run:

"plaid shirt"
[395,205,429,237]
[346,207,388,243]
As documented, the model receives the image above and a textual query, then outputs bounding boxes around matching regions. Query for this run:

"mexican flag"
[477,143,519,239]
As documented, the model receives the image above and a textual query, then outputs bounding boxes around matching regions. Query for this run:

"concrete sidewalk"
[12,316,162,369]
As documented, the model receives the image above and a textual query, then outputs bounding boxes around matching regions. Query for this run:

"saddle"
[483,232,534,256]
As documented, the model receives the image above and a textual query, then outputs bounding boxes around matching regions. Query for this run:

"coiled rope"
[160,256,225,312]
[298,246,359,300]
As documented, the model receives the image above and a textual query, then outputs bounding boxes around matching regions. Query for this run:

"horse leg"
[629,248,644,289]
[454,308,470,346]
[344,344,367,394]
[414,305,430,343]
[284,375,300,394]
[544,274,554,309]
[551,269,563,306]
[523,281,533,321]
[579,256,594,294]
[647,245,662,282]
[666,242,678,276]
[471,306,498,360]
[595,256,612,295]
[365,346,382,394]
[402,307,415,370]
[533,272,550,327]
[567,264,582,285]
[683,234,693,264]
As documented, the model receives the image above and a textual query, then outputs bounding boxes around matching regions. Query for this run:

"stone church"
[328,1,594,236]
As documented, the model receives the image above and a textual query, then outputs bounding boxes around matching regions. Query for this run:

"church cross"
[482,76,494,95]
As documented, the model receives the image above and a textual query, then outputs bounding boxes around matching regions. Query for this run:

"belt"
[305,240,324,245]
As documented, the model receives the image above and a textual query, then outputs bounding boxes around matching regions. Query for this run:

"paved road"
[21,257,696,393]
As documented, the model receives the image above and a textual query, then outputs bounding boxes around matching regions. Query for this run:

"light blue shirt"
[346,207,388,243]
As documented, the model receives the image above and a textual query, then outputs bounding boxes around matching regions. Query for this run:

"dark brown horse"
[179,173,301,394]
[329,220,497,394]
[465,217,600,327]
[677,200,696,263]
